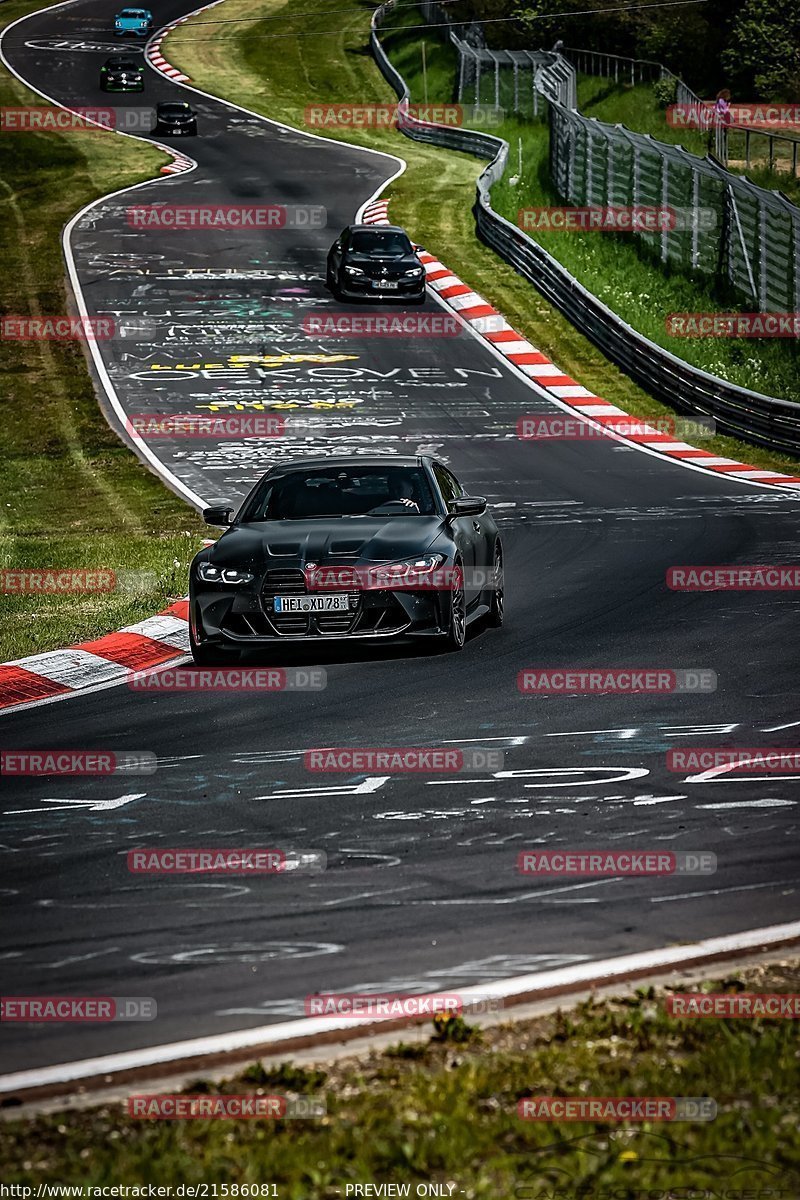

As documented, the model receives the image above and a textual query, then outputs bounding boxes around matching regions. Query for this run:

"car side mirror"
[448,496,487,518]
[203,500,234,526]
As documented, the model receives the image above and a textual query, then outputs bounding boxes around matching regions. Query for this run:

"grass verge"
[165,0,800,475]
[2,963,799,1193]
[0,0,207,661]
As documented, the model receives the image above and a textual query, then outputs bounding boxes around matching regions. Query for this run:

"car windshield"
[350,231,412,258]
[121,9,145,15]
[241,467,436,521]
[108,58,138,68]
[160,105,190,115]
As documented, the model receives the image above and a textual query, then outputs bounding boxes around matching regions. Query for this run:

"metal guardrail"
[370,1,800,456]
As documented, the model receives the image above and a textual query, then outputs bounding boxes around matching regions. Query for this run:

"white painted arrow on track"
[254,776,389,801]
[5,793,146,815]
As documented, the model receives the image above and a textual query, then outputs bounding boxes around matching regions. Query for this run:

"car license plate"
[373,280,399,290]
[274,594,349,613]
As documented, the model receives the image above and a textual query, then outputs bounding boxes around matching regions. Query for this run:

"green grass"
[2,965,799,1193]
[0,0,208,661]
[578,75,710,154]
[165,0,800,475]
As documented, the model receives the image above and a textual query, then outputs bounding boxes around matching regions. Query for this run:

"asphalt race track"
[1,0,799,1077]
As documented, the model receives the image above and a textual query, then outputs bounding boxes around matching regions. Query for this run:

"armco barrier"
[370,1,800,456]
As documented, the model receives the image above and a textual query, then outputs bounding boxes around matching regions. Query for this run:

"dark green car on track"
[99,54,144,91]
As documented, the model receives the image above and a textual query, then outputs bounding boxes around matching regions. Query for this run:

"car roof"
[265,456,430,477]
[157,101,191,108]
[347,224,408,235]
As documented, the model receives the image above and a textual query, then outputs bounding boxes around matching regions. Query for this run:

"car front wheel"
[487,543,504,627]
[438,559,466,651]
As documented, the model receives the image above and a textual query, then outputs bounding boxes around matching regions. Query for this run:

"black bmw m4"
[189,457,503,662]
[326,225,426,302]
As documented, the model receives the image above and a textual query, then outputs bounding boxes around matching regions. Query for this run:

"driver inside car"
[387,471,421,512]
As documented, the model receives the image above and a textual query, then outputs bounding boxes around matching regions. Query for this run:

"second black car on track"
[99,54,144,91]
[189,457,503,663]
[326,225,426,302]
[153,101,197,135]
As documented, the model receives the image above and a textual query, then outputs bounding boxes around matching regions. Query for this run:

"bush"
[653,75,678,107]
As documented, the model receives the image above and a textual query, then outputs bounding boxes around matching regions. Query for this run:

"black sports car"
[326,225,426,302]
[189,456,503,662]
[100,54,144,91]
[153,101,197,136]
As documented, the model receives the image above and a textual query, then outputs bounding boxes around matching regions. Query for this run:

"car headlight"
[344,265,365,276]
[366,554,447,590]
[405,267,424,276]
[197,564,254,586]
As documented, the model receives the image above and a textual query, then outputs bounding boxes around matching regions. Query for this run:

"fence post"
[758,199,768,311]
[661,156,670,263]
[457,46,465,102]
[607,134,614,205]
[586,127,594,204]
[691,167,700,269]
[727,185,758,302]
[513,61,519,114]
[568,114,577,199]
[494,53,500,109]
[633,142,640,209]
[475,55,481,107]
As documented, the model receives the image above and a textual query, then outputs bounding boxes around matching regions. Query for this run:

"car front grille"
[264,568,306,594]
[257,567,391,638]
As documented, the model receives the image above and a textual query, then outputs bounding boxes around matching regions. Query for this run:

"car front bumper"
[192,584,451,646]
[337,276,426,301]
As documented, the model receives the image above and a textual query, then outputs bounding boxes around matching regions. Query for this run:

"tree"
[722,0,800,100]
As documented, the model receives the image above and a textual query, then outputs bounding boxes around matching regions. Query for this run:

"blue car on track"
[114,7,152,37]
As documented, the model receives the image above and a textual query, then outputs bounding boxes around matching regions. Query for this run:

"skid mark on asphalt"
[216,952,592,1017]
[651,878,798,902]
[130,941,343,965]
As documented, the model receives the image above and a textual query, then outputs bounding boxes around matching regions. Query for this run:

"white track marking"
[5,794,146,815]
